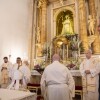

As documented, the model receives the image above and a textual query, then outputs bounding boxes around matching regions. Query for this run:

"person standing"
[19,60,31,88]
[80,49,100,100]
[8,57,23,90]
[1,57,13,85]
[40,54,75,100]
[12,57,22,77]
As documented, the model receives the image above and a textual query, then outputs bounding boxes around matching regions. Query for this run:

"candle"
[47,43,48,60]
[62,44,65,61]
[67,45,68,59]
[79,48,80,57]
[50,43,52,63]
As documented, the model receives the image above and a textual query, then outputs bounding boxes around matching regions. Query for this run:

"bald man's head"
[52,54,60,62]
[85,49,92,59]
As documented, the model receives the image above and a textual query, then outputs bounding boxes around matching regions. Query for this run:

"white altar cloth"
[31,69,81,77]
[0,89,36,100]
[70,70,81,76]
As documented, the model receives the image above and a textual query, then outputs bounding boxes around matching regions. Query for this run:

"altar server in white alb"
[19,60,31,88]
[8,57,23,90]
[8,58,31,90]
[40,54,75,100]
[80,49,100,100]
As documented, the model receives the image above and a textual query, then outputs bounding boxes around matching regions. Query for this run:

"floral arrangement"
[67,63,76,68]
[34,64,41,69]
[34,58,46,70]
[66,58,82,70]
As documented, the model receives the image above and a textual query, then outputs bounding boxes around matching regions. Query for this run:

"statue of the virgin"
[61,15,74,35]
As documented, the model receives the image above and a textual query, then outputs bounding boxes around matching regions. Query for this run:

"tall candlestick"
[67,45,68,59]
[50,43,52,63]
[46,43,48,61]
[62,44,65,61]
[78,48,80,57]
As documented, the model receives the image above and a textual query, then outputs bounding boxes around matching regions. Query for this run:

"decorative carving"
[87,35,97,48]
[78,0,88,51]
[88,15,96,35]
[59,0,63,5]
[36,26,41,43]
[37,0,44,8]
[36,44,43,57]
[88,0,100,54]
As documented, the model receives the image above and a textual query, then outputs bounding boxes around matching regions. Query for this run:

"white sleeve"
[40,70,46,97]
[67,69,75,97]
[80,61,86,77]
[8,63,13,78]
[90,62,100,77]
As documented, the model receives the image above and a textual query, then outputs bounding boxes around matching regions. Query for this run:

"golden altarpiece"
[29,0,100,68]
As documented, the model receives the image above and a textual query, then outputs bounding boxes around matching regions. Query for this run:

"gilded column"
[41,0,47,44]
[78,0,88,52]
[36,0,47,57]
[88,0,100,54]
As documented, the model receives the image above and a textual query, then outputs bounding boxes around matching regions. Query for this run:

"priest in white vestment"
[80,49,100,100]
[40,54,75,100]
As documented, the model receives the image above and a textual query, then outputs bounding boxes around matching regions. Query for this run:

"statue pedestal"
[88,35,97,48]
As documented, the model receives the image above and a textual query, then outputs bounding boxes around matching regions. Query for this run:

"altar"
[0,89,36,100]
[30,69,82,85]
[70,70,81,76]
[29,0,100,68]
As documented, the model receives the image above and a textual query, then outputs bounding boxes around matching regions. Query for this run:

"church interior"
[0,0,100,100]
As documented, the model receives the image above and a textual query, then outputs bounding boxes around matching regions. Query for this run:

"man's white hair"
[85,49,92,54]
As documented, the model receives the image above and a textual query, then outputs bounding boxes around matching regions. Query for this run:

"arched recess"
[53,6,76,37]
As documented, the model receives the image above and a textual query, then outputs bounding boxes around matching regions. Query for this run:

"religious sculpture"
[61,15,74,35]
[88,35,97,48]
[59,0,63,5]
[88,15,96,35]
[37,0,43,8]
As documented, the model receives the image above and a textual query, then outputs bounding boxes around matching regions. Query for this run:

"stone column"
[78,0,88,52]
[88,0,100,54]
[28,0,37,68]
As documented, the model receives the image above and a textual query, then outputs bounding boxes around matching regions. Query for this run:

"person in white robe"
[7,68,23,90]
[8,57,23,90]
[0,57,13,84]
[80,49,100,100]
[40,54,75,100]
[12,57,22,79]
[19,60,31,88]
[8,58,31,90]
